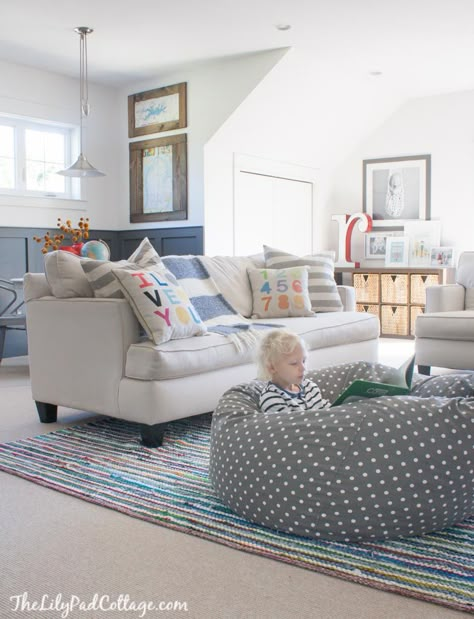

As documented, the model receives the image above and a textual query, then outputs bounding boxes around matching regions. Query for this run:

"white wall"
[0,59,120,230]
[204,47,407,255]
[327,89,474,262]
[4,52,472,266]
[117,49,287,232]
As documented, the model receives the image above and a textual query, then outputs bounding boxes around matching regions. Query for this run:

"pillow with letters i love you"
[112,266,207,344]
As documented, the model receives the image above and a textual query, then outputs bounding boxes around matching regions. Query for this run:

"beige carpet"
[0,345,470,619]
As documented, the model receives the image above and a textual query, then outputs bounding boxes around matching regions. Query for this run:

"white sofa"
[24,250,379,446]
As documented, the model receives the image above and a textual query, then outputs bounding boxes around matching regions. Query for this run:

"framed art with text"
[128,82,187,138]
[385,236,410,267]
[129,133,187,223]
[363,154,431,227]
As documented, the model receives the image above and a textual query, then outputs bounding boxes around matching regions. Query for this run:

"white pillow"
[247,266,314,319]
[199,255,257,317]
[44,251,94,298]
[112,266,207,344]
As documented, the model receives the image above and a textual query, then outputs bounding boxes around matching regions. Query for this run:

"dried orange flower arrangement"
[33,217,90,254]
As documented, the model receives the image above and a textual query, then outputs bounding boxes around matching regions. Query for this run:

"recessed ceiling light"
[276,24,291,31]
[369,71,383,76]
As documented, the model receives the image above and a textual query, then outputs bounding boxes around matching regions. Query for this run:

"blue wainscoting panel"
[0,226,203,358]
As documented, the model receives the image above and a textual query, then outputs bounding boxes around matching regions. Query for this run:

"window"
[0,115,77,199]
[0,125,15,189]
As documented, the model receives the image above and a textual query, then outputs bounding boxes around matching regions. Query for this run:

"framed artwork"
[129,134,187,223]
[128,82,187,138]
[404,220,441,266]
[363,155,431,227]
[385,236,409,267]
[430,247,454,267]
[364,231,401,259]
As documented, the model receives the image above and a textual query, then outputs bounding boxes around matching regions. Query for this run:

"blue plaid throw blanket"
[162,256,279,351]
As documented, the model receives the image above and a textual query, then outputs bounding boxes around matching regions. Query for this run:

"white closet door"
[272,176,312,255]
[234,171,313,256]
[234,171,272,255]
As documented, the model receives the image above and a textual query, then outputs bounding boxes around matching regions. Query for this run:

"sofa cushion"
[465,288,474,311]
[44,251,94,298]
[81,237,161,299]
[247,266,314,319]
[415,310,474,341]
[263,245,343,313]
[125,312,379,380]
[112,266,207,345]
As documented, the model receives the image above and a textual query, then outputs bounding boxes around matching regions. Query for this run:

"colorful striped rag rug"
[0,414,472,613]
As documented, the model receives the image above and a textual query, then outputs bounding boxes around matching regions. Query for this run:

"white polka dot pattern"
[209,364,474,542]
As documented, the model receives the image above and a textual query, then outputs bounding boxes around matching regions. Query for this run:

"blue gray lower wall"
[0,226,203,359]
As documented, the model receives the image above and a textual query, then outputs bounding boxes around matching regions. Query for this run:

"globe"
[81,240,110,261]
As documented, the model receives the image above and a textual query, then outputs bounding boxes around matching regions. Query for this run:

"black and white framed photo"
[363,155,431,227]
[364,231,402,260]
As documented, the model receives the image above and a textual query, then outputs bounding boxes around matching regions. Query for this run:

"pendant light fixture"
[58,26,105,177]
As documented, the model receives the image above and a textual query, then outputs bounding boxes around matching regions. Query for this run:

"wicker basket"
[353,273,379,303]
[356,304,380,319]
[410,305,424,336]
[381,304,409,336]
[381,273,408,304]
[410,274,439,305]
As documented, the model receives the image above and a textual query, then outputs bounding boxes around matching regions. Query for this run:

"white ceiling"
[2,0,474,97]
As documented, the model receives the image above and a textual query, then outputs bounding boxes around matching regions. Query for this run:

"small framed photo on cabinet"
[385,236,409,267]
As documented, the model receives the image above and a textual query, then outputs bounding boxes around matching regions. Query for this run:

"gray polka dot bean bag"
[209,362,474,542]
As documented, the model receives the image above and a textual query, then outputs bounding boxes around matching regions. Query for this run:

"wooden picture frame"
[128,82,187,138]
[363,155,431,227]
[129,134,187,223]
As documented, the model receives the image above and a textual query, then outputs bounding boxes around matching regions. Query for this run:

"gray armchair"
[415,251,474,374]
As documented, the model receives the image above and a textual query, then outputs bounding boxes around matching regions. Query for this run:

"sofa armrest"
[26,296,141,416]
[24,272,52,301]
[425,284,465,312]
[337,285,356,312]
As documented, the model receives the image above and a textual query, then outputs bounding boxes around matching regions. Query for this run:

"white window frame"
[0,113,80,201]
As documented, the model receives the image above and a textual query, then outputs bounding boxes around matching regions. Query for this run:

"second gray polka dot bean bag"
[209,362,474,542]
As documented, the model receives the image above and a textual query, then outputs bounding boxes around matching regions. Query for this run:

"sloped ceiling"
[1,0,474,100]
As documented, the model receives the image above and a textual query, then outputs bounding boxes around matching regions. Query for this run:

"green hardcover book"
[331,354,416,407]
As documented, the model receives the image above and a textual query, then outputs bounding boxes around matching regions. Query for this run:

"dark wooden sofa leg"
[417,365,431,376]
[141,422,167,447]
[36,401,58,423]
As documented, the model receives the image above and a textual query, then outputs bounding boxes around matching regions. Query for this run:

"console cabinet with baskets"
[347,267,454,338]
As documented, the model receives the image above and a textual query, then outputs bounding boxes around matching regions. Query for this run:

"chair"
[414,251,474,374]
[0,278,26,363]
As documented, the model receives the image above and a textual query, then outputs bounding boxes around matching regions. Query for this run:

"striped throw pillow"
[263,245,343,312]
[81,237,162,298]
